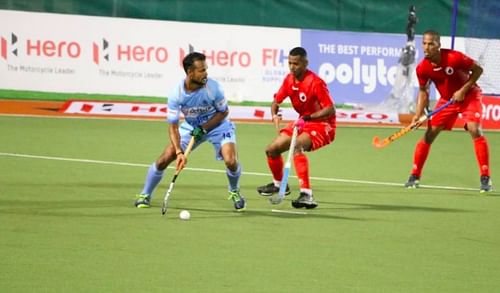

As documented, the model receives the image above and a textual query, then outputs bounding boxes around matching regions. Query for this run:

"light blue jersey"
[167,78,237,160]
[167,78,228,127]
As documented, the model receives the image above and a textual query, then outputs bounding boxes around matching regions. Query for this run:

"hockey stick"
[270,125,299,205]
[373,99,453,148]
[161,136,196,215]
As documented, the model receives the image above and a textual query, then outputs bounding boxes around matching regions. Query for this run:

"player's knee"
[224,156,238,169]
[265,147,279,157]
[156,159,168,171]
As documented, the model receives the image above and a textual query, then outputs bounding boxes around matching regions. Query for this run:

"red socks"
[268,153,310,190]
[411,139,431,177]
[474,136,490,177]
[267,156,283,181]
[293,153,310,189]
[411,136,490,178]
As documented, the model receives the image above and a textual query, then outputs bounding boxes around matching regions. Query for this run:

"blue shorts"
[179,120,237,160]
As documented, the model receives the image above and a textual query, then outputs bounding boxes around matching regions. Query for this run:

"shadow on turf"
[0,197,364,221]
[0,198,147,218]
[171,203,366,221]
[319,201,471,213]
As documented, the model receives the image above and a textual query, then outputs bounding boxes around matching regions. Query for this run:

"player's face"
[288,55,308,80]
[189,60,208,86]
[422,34,440,60]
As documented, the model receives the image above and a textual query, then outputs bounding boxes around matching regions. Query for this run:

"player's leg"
[404,126,443,188]
[291,121,335,209]
[208,121,246,210]
[290,133,316,209]
[135,123,195,208]
[462,99,492,193]
[405,102,456,188]
[220,142,246,211]
[135,145,177,208]
[257,123,293,196]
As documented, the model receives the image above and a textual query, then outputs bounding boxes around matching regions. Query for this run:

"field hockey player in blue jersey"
[135,52,246,211]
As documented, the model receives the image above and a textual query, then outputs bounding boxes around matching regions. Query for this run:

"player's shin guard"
[473,136,490,177]
[411,139,431,177]
[267,155,283,182]
[293,153,310,190]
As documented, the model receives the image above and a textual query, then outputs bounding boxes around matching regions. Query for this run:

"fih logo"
[92,38,109,64]
[1,33,18,60]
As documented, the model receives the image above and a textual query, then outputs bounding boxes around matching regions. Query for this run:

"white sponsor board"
[0,10,298,102]
[61,100,400,124]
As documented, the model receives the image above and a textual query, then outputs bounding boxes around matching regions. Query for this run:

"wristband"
[176,151,184,156]
[302,115,312,121]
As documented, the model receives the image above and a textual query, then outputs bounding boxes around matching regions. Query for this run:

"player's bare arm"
[201,109,229,131]
[308,105,335,120]
[270,100,282,129]
[412,85,430,125]
[168,123,187,170]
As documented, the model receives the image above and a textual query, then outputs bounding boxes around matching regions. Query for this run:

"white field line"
[0,152,479,192]
[271,209,307,215]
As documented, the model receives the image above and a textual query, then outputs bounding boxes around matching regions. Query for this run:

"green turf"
[0,115,499,292]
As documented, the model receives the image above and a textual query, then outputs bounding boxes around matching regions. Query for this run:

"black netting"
[463,0,500,94]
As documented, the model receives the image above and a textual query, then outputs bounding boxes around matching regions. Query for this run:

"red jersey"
[274,69,335,124]
[416,49,481,101]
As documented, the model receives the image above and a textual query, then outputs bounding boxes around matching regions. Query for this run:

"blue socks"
[141,163,164,197]
[226,163,241,191]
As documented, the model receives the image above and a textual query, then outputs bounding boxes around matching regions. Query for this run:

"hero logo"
[1,33,18,60]
[179,46,251,67]
[27,39,81,58]
[483,103,500,121]
[93,38,169,65]
[92,38,110,64]
[1,33,81,59]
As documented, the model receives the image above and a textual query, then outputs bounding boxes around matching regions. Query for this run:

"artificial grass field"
[0,115,499,292]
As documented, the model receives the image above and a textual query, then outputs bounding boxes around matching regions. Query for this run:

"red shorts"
[281,120,336,151]
[430,96,483,130]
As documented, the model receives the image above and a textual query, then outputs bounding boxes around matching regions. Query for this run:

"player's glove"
[191,126,207,141]
[294,115,310,132]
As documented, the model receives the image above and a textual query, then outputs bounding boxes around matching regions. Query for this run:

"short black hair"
[423,30,441,44]
[289,47,307,58]
[182,52,206,74]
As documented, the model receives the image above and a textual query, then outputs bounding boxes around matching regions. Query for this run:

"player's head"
[288,47,308,80]
[422,30,441,60]
[183,52,208,86]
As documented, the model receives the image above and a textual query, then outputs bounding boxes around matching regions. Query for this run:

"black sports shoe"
[404,174,420,188]
[291,192,318,209]
[257,182,291,196]
[480,175,493,193]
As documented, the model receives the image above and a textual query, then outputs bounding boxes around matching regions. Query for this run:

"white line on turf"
[0,151,479,192]
[271,209,307,215]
